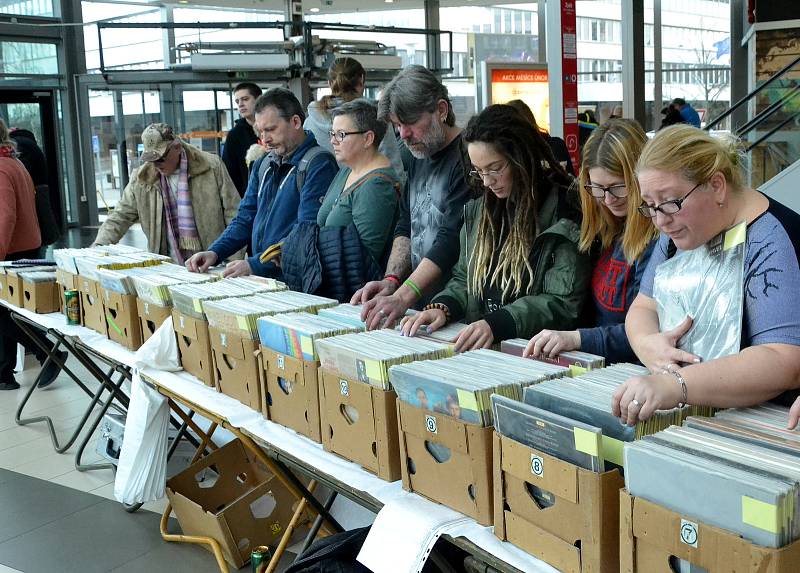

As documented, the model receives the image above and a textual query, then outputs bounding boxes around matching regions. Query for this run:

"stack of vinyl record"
[130,265,219,306]
[520,364,715,471]
[257,312,362,361]
[91,244,150,256]
[317,303,416,330]
[390,349,568,426]
[316,330,451,390]
[398,313,470,344]
[54,248,95,274]
[501,338,605,370]
[202,291,337,339]
[168,278,285,320]
[16,270,57,283]
[625,403,800,548]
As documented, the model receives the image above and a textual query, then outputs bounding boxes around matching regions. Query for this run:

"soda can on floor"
[251,545,272,573]
[65,289,80,325]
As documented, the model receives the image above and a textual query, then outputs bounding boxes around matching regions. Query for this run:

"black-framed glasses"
[583,182,628,198]
[469,162,509,182]
[328,130,368,142]
[638,181,703,218]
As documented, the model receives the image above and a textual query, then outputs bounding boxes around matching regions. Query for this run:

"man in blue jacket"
[186,88,338,278]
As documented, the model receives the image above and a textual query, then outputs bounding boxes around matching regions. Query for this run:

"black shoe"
[38,350,68,389]
[0,379,20,391]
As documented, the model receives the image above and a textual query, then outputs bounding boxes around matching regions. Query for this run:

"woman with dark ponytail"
[305,57,404,181]
[400,104,591,352]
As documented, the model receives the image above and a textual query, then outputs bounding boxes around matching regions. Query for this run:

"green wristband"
[403,279,422,299]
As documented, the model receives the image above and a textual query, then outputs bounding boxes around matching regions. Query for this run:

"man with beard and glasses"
[350,65,473,329]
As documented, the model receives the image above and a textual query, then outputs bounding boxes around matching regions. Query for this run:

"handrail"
[736,83,800,138]
[745,110,800,152]
[705,53,800,131]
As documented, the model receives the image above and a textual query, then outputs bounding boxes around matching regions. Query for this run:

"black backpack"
[284,526,372,573]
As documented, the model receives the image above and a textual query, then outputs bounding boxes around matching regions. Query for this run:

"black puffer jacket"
[281,222,383,302]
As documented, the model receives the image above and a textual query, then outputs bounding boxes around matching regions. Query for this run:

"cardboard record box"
[172,309,215,387]
[260,348,322,443]
[22,279,60,314]
[136,298,172,343]
[102,288,142,351]
[209,326,261,411]
[56,269,79,315]
[79,277,107,336]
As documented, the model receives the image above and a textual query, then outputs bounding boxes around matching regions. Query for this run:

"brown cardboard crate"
[494,433,624,573]
[136,298,172,343]
[620,490,800,573]
[4,272,24,307]
[397,400,494,525]
[56,269,79,315]
[319,368,401,481]
[172,309,214,387]
[22,280,60,314]
[166,439,298,569]
[79,277,107,336]
[0,271,7,303]
[101,289,143,350]
[209,326,261,411]
[260,348,322,443]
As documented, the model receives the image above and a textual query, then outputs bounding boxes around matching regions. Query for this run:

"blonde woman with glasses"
[525,119,658,363]
[400,105,590,352]
[612,125,800,425]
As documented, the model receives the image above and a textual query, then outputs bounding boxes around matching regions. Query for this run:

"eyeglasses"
[583,182,628,198]
[469,162,509,182]
[328,130,368,142]
[638,181,703,218]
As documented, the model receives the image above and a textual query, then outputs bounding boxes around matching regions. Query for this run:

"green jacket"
[432,181,591,341]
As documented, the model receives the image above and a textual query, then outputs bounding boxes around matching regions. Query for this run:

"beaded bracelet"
[423,302,451,323]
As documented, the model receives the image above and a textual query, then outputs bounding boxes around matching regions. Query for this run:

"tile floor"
[0,353,297,572]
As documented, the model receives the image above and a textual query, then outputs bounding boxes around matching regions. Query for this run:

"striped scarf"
[159,148,201,264]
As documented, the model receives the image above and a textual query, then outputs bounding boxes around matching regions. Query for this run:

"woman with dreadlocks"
[400,104,591,352]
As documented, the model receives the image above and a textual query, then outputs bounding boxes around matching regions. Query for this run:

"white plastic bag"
[114,370,170,505]
[134,316,181,371]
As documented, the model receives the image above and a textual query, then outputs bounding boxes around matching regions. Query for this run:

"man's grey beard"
[402,118,447,159]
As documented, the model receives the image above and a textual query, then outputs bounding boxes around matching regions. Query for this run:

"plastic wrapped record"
[653,221,746,362]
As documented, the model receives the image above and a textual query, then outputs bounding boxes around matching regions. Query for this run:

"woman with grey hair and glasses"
[317,98,400,263]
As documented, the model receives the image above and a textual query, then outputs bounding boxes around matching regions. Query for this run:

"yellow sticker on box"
[364,359,382,382]
[742,496,779,533]
[193,299,202,313]
[300,335,314,357]
[573,427,599,456]
[569,364,587,377]
[456,389,479,412]
[723,221,746,251]
[237,315,248,331]
[601,436,624,467]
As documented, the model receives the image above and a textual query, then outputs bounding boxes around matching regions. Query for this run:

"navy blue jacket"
[578,238,655,363]
[209,132,338,276]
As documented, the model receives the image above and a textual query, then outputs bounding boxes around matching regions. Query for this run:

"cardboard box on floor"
[101,289,142,351]
[22,279,60,314]
[209,326,261,411]
[166,439,299,569]
[55,269,79,315]
[260,348,322,442]
[397,400,494,525]
[620,490,800,573]
[136,298,172,343]
[494,433,624,573]
[172,309,215,387]
[318,368,401,481]
[79,277,107,335]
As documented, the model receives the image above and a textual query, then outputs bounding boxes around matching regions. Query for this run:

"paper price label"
[339,379,349,397]
[680,519,699,548]
[144,302,150,315]
[425,415,437,434]
[179,316,185,329]
[220,333,227,348]
[530,454,544,477]
[277,354,285,370]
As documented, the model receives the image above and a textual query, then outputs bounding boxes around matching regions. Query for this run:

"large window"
[0,0,53,17]
[0,41,57,75]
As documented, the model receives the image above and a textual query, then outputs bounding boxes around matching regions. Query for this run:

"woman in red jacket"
[0,118,63,390]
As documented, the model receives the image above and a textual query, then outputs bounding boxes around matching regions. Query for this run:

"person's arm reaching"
[93,179,141,247]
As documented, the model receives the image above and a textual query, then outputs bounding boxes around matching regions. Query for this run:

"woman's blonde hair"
[578,118,657,263]
[319,57,365,113]
[0,118,14,148]
[463,105,571,303]
[637,124,746,192]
